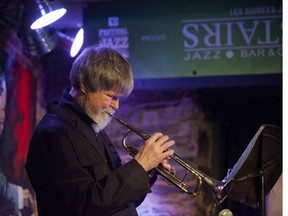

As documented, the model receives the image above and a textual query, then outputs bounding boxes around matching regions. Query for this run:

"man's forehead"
[102,90,122,97]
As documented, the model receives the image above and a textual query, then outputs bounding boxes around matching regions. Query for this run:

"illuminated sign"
[84,0,282,79]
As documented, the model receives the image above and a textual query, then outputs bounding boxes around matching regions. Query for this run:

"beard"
[83,102,114,133]
[91,110,112,133]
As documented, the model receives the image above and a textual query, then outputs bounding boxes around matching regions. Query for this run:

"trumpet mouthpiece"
[106,111,115,117]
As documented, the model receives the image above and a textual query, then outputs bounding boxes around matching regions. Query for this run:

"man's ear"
[80,84,86,94]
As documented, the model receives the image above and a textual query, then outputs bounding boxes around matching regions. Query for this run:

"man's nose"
[110,99,119,110]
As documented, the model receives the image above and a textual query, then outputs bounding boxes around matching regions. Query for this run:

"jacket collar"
[47,88,99,151]
[48,88,95,126]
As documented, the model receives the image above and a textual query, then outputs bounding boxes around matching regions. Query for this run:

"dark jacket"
[25,89,155,216]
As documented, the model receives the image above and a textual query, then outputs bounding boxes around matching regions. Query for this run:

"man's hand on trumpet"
[161,158,176,174]
[134,132,175,172]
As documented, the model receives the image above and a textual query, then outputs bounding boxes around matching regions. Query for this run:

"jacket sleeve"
[26,120,152,216]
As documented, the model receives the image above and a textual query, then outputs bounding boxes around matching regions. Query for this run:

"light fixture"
[19,10,83,57]
[19,27,84,57]
[24,0,67,30]
[70,28,84,57]
[56,28,84,57]
[19,27,58,56]
[19,12,58,57]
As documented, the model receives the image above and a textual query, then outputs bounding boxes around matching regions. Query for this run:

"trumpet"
[107,112,233,206]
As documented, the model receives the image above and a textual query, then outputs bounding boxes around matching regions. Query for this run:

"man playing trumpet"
[25,46,175,216]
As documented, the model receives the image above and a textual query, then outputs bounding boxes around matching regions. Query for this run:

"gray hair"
[69,45,134,97]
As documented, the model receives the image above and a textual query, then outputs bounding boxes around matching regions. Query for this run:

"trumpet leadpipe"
[107,112,150,140]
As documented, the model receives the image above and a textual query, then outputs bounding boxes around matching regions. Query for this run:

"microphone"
[218,209,233,216]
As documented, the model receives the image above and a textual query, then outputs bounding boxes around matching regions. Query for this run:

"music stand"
[223,124,282,216]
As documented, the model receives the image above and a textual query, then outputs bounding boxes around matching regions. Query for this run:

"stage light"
[18,12,58,56]
[19,27,58,56]
[70,28,84,57]
[57,28,84,57]
[18,11,57,56]
[25,0,67,30]
[19,10,83,57]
